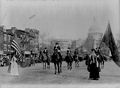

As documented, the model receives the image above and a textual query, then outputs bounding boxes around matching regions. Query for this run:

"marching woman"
[87,49,101,80]
[9,51,19,76]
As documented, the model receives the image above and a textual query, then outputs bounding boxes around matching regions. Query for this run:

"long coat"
[87,53,101,79]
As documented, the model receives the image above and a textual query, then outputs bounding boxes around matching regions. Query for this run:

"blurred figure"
[65,47,73,70]
[73,48,79,67]
[74,48,79,55]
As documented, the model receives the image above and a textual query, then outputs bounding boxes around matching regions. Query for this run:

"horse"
[73,54,80,67]
[65,53,73,70]
[41,53,50,69]
[78,56,84,62]
[51,50,62,74]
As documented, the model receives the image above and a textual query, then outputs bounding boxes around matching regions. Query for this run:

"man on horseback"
[52,42,62,74]
[43,47,48,56]
[67,47,72,55]
[74,48,79,55]
[42,47,50,69]
[54,42,62,59]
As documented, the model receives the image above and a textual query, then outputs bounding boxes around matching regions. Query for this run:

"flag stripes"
[11,39,22,59]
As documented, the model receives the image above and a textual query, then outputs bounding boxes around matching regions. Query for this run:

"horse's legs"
[70,62,72,70]
[101,60,104,68]
[54,63,57,74]
[76,61,79,67]
[47,61,50,69]
[75,61,77,67]
[45,62,47,69]
[58,61,62,73]
[58,62,60,74]
[60,61,62,73]
[69,62,71,70]
[43,61,46,69]
[43,62,44,69]
[67,62,69,70]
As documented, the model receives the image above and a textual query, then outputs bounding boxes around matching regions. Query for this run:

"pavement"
[0,60,120,86]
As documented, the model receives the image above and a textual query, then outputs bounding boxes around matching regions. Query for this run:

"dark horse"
[51,50,62,74]
[41,53,50,69]
[65,53,73,70]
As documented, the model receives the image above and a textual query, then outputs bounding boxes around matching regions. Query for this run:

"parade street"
[0,61,120,85]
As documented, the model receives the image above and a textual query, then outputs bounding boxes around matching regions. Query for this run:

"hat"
[56,42,58,44]
[68,47,70,49]
[91,49,95,51]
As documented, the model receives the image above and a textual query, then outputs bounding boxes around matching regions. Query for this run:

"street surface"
[0,61,120,85]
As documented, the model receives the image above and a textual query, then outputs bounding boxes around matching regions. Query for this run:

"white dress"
[10,56,19,76]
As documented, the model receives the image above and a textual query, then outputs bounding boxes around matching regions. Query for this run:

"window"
[3,44,7,51]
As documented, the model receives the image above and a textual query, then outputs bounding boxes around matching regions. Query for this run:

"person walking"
[9,52,19,76]
[87,49,100,80]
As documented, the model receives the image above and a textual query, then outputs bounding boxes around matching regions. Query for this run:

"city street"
[0,61,120,85]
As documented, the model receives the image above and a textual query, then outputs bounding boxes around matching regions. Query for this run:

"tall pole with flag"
[100,22,120,67]
[11,30,22,60]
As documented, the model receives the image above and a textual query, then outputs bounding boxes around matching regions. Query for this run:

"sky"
[0,0,119,40]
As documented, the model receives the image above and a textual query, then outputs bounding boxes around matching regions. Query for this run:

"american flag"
[11,38,22,60]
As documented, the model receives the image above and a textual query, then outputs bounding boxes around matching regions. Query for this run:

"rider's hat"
[56,42,58,45]
[68,47,70,49]
[45,47,47,49]
[91,48,95,52]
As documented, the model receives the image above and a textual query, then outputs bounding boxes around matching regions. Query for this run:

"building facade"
[25,28,39,53]
[0,26,4,51]
[84,25,103,52]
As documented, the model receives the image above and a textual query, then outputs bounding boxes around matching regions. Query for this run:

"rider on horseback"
[43,47,48,56]
[67,47,72,56]
[74,48,79,56]
[54,42,62,58]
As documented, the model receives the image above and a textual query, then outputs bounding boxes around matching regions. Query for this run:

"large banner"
[100,22,120,67]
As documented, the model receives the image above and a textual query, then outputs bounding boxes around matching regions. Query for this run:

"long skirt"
[89,63,100,79]
[10,61,19,76]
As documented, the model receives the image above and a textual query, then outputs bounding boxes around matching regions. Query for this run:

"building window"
[3,44,7,51]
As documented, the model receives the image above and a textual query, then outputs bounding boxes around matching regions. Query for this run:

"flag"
[100,22,120,67]
[11,36,22,60]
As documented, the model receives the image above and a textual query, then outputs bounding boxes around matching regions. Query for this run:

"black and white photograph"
[0,0,120,88]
